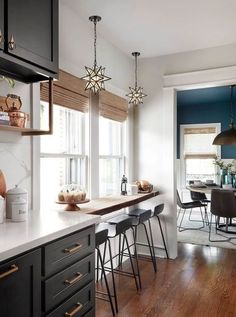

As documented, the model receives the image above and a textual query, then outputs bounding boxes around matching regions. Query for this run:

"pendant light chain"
[230,85,235,127]
[135,54,138,88]
[93,20,97,67]
[82,15,111,94]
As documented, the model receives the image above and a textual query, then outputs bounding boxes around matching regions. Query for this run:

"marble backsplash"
[0,80,32,207]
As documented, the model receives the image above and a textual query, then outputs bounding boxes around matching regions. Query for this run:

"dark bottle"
[121,174,128,195]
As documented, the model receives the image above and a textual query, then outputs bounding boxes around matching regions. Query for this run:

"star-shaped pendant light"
[126,52,147,105]
[82,16,111,94]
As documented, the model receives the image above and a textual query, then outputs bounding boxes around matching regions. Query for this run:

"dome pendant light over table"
[126,52,147,105]
[82,15,111,94]
[213,85,236,145]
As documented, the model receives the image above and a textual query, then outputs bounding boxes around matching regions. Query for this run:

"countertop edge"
[0,215,100,263]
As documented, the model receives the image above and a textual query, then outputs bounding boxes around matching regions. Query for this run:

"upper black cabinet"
[0,0,58,83]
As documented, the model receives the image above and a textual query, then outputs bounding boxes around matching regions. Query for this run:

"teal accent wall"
[177,101,236,159]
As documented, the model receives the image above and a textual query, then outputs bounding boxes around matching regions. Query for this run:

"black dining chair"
[209,189,236,242]
[190,191,210,224]
[177,190,207,232]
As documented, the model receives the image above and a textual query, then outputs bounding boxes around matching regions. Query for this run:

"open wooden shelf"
[0,124,51,135]
[0,78,53,136]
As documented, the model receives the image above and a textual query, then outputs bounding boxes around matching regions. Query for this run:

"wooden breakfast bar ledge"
[78,191,160,216]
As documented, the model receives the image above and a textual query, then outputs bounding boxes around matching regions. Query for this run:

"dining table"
[187,184,236,233]
[186,185,236,195]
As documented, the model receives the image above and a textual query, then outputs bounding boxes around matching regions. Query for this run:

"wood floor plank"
[96,243,236,317]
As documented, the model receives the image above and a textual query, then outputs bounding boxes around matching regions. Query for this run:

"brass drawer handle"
[0,264,19,279]
[65,272,83,285]
[8,34,16,50]
[64,243,82,254]
[65,302,83,317]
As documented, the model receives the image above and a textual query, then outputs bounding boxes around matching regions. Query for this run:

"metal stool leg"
[101,239,107,281]
[96,247,115,316]
[123,232,140,292]
[148,219,158,266]
[107,238,118,313]
[96,247,100,282]
[131,227,142,290]
[156,216,169,259]
[142,222,157,272]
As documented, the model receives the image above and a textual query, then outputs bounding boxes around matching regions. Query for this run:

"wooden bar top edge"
[80,190,159,216]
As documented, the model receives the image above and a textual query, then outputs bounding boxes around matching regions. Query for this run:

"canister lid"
[7,185,27,195]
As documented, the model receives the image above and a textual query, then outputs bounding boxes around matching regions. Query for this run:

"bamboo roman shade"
[40,70,89,112]
[184,126,217,159]
[100,90,128,122]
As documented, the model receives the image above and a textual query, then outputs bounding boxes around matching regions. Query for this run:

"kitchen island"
[0,191,159,317]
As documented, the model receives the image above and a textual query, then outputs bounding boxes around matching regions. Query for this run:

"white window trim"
[99,118,127,196]
[180,123,221,189]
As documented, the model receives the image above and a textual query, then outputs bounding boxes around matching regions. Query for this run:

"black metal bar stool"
[95,227,117,316]
[149,204,169,259]
[103,216,142,292]
[125,208,157,273]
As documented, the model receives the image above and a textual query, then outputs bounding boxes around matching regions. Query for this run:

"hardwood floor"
[96,243,236,317]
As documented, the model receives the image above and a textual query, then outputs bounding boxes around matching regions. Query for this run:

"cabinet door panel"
[0,249,41,317]
[7,0,58,72]
[0,0,4,51]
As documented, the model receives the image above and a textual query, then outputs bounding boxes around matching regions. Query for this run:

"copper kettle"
[5,94,28,128]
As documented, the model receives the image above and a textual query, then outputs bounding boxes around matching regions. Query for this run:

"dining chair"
[190,191,210,224]
[177,190,207,232]
[209,189,236,242]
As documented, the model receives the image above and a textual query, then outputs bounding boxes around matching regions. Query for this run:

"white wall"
[59,1,133,96]
[134,43,236,258]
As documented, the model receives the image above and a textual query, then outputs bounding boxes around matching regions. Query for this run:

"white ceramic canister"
[11,197,27,222]
[127,184,139,195]
[6,185,28,219]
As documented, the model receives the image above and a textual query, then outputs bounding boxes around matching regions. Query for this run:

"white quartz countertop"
[0,210,101,262]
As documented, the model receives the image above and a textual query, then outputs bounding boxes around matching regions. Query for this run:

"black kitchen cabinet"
[0,249,41,317]
[0,0,58,82]
[0,226,96,317]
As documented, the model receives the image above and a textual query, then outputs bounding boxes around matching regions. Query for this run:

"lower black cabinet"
[46,281,95,317]
[0,226,96,317]
[0,249,41,317]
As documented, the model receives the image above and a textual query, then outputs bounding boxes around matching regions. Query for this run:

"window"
[99,116,126,196]
[40,70,89,208]
[40,102,88,208]
[181,124,220,185]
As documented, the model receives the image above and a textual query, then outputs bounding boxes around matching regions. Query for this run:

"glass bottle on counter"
[121,174,127,195]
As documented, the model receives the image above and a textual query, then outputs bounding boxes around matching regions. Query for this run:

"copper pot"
[8,111,28,128]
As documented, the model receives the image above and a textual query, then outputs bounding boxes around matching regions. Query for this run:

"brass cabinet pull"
[64,243,82,254]
[65,302,83,317]
[64,272,83,285]
[0,264,19,279]
[8,34,16,50]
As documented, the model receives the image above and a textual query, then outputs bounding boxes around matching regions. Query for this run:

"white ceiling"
[64,0,236,58]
